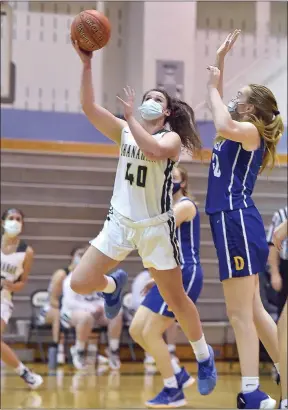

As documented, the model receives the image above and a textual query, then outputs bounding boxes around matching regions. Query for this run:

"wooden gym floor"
[1,362,280,409]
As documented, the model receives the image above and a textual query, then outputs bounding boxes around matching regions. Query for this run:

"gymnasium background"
[1,0,287,358]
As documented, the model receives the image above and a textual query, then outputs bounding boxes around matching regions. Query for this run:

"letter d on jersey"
[234,256,244,271]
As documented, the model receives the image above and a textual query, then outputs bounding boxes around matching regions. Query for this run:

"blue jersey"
[205,139,265,215]
[176,197,200,266]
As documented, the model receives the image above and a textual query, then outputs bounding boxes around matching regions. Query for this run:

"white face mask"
[138,99,164,121]
[73,255,82,266]
[3,220,22,237]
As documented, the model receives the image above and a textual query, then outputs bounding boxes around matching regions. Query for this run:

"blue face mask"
[138,99,164,121]
[172,182,181,195]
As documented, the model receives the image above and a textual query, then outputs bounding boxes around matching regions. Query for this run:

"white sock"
[87,344,98,353]
[103,276,117,293]
[241,376,259,393]
[75,341,85,352]
[58,343,64,353]
[168,344,176,354]
[274,362,280,374]
[280,399,288,409]
[163,375,178,389]
[190,334,210,362]
[171,357,182,375]
[109,338,119,352]
[14,362,26,376]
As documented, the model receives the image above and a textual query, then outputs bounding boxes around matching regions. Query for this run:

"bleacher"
[1,148,287,350]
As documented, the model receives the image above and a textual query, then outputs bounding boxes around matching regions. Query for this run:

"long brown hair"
[175,165,198,204]
[244,84,283,172]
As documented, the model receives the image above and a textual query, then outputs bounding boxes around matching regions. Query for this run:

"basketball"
[71,10,111,52]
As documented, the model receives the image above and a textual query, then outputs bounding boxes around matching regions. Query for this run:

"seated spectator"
[60,271,123,370]
[267,206,288,318]
[37,246,86,364]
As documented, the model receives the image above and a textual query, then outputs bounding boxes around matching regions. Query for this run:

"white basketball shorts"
[90,206,181,270]
[1,300,13,324]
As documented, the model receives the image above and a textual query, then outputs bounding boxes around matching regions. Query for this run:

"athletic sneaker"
[145,386,186,408]
[98,354,109,365]
[20,368,43,389]
[107,349,121,370]
[237,389,276,409]
[197,345,217,395]
[70,346,87,370]
[102,270,128,319]
[176,367,195,389]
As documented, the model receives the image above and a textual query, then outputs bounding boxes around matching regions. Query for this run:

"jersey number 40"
[125,163,148,188]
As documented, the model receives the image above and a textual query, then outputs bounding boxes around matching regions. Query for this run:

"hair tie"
[273,110,280,116]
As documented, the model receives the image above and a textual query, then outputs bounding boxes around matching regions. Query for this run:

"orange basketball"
[71,9,111,51]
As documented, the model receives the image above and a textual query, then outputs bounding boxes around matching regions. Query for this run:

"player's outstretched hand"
[217,29,241,59]
[117,86,135,120]
[71,39,93,65]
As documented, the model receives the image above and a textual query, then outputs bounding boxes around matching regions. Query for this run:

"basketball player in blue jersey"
[130,166,203,408]
[206,30,284,409]
[71,40,217,400]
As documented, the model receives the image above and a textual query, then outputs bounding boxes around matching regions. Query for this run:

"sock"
[171,357,182,375]
[241,376,259,393]
[75,341,85,352]
[163,375,178,389]
[14,362,26,376]
[58,343,64,353]
[109,338,119,352]
[168,344,176,354]
[274,362,280,374]
[190,334,210,362]
[280,399,288,409]
[87,344,98,353]
[103,276,117,293]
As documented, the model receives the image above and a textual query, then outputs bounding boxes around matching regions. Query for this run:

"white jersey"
[61,273,103,313]
[111,126,175,221]
[1,240,27,303]
[131,270,151,311]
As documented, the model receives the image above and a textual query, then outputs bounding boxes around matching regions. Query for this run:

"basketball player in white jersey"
[71,41,217,403]
[60,271,123,370]
[1,208,43,389]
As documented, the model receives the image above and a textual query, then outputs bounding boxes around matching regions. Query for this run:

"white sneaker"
[20,369,43,390]
[98,354,109,365]
[108,349,121,370]
[70,346,87,370]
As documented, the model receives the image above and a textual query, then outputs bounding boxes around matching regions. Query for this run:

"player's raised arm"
[72,40,126,145]
[214,30,241,99]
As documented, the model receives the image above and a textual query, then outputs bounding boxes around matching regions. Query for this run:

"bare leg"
[151,267,202,342]
[223,275,259,377]
[1,319,21,368]
[45,308,60,343]
[71,246,120,294]
[130,306,175,379]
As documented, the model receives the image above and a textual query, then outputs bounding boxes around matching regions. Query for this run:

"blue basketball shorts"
[209,206,269,282]
[141,263,203,318]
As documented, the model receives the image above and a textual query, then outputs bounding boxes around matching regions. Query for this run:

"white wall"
[142,2,197,107]
[2,1,287,125]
